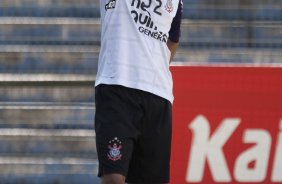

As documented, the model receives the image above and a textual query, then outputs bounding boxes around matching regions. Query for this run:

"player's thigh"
[126,95,172,183]
[95,84,144,177]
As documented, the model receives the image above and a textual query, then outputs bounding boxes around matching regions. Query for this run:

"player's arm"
[167,0,183,63]
[167,39,179,63]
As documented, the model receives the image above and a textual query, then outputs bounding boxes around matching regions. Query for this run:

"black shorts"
[95,84,172,183]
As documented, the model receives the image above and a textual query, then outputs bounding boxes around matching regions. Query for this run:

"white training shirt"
[96,0,180,103]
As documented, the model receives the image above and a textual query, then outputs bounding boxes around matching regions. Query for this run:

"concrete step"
[0,18,100,45]
[1,0,99,7]
[0,103,95,129]
[0,54,97,74]
[0,44,99,74]
[0,128,96,157]
[0,156,99,184]
[183,0,282,21]
[0,86,94,103]
[0,74,95,83]
[1,0,282,20]
[1,18,281,49]
[181,20,282,48]
[173,48,282,65]
[0,0,99,18]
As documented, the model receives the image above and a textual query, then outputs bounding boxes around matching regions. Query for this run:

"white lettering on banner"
[186,116,282,183]
[186,115,241,182]
[271,120,282,181]
[234,130,271,182]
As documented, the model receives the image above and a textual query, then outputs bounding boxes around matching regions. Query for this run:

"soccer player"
[95,0,183,183]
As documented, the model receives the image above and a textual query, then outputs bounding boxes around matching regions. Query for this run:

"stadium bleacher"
[0,1,98,183]
[0,0,281,183]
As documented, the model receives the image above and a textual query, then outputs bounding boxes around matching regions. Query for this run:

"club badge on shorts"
[107,137,122,161]
[165,0,174,13]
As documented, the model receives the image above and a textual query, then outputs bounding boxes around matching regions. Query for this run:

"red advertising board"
[170,66,282,184]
